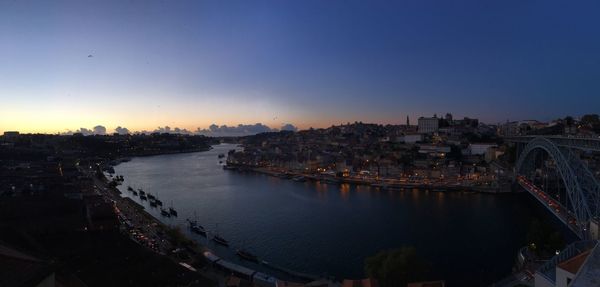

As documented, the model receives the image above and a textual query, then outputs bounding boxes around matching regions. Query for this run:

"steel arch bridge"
[512,136,600,239]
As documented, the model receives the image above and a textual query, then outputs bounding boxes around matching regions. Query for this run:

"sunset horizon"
[2,1,600,287]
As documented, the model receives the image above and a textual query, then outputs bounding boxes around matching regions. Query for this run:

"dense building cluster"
[228,114,600,184]
[228,117,501,184]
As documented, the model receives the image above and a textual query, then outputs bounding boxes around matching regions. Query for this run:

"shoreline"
[104,146,324,285]
[224,165,515,194]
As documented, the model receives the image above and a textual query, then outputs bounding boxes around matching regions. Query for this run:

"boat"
[218,153,225,158]
[292,175,306,182]
[169,201,177,216]
[186,214,198,227]
[155,199,163,206]
[160,208,170,217]
[191,225,206,236]
[186,213,205,235]
[138,189,145,196]
[127,186,134,191]
[149,200,157,207]
[132,190,138,196]
[236,249,258,262]
[147,194,155,200]
[140,194,147,200]
[212,235,229,246]
[212,224,228,246]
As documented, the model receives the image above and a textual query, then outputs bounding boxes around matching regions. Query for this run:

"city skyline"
[2,0,600,133]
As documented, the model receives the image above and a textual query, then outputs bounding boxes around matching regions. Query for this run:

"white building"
[397,134,423,144]
[468,143,497,155]
[418,117,439,134]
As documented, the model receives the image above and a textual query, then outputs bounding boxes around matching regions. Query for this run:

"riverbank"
[84,165,227,286]
[105,148,331,286]
[107,172,331,285]
[224,165,514,194]
[104,147,213,173]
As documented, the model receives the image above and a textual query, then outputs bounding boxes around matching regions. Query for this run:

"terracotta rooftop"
[342,278,379,287]
[407,280,445,287]
[557,249,592,274]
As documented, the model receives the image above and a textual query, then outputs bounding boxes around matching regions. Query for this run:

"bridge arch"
[515,137,593,238]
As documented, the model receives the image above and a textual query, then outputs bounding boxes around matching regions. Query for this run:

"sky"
[1,0,600,134]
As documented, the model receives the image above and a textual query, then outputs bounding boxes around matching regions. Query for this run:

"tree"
[580,114,600,133]
[165,226,194,247]
[526,219,565,257]
[502,144,517,164]
[564,116,575,126]
[364,246,428,287]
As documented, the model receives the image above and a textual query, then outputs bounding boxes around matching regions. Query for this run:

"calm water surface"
[114,144,548,286]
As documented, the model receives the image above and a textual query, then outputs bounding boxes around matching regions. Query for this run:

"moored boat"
[169,201,177,216]
[236,249,258,262]
[191,225,206,236]
[292,175,306,182]
[140,194,147,200]
[169,207,177,217]
[212,235,229,246]
[160,208,170,217]
[212,223,228,246]
[127,186,134,191]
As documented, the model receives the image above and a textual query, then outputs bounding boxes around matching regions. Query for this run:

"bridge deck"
[517,176,581,237]
[505,136,600,152]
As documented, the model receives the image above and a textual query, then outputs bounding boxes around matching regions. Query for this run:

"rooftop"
[571,241,600,287]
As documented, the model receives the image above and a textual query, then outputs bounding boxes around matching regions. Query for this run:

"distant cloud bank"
[61,126,106,136]
[61,123,297,137]
[195,123,297,136]
[114,126,130,135]
[93,125,106,135]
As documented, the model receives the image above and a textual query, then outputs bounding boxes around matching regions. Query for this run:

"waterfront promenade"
[88,162,328,287]
[227,165,512,194]
[81,165,228,286]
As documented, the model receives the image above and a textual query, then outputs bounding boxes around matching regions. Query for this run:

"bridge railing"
[505,136,600,152]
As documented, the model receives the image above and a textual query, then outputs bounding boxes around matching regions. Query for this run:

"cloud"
[74,128,93,135]
[93,125,106,135]
[195,123,279,137]
[60,125,107,135]
[154,126,172,133]
[280,123,298,131]
[60,123,297,137]
[173,127,193,134]
[115,126,130,135]
[151,126,193,134]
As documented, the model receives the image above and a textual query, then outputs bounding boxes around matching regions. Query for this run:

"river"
[114,143,549,286]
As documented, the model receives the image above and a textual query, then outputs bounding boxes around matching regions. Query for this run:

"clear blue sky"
[1,0,599,133]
